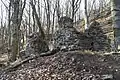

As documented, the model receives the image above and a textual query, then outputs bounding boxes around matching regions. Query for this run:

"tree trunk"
[44,0,51,40]
[32,9,36,32]
[10,0,26,62]
[72,0,75,20]
[56,0,60,22]
[28,4,31,34]
[84,0,89,30]
[10,0,20,62]
[30,0,45,39]
[111,0,120,51]
[8,0,12,48]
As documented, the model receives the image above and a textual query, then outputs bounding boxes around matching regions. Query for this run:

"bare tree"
[8,0,12,48]
[71,0,82,20]
[28,3,32,34]
[44,0,51,40]
[51,0,57,37]
[10,0,26,62]
[88,0,95,17]
[32,1,36,32]
[56,0,60,22]
[84,0,89,30]
[0,26,3,51]
[111,0,120,52]
[30,0,45,39]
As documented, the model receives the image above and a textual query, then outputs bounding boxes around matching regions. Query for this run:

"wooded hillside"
[1,0,120,80]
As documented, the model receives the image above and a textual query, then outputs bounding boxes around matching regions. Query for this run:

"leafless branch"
[1,0,8,10]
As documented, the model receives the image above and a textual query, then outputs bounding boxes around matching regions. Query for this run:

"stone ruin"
[53,16,110,51]
[20,32,49,59]
[85,21,110,51]
[20,16,110,59]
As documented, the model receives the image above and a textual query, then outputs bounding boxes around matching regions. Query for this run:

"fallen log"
[1,48,60,74]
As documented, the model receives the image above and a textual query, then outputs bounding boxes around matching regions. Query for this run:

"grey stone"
[20,32,49,59]
[53,17,110,51]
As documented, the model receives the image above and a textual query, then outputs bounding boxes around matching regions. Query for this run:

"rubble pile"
[54,27,93,51]
[54,17,110,51]
[21,32,49,58]
[85,21,110,51]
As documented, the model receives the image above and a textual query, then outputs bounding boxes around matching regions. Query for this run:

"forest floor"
[0,51,120,80]
[0,9,119,80]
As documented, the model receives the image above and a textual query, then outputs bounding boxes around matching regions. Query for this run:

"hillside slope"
[0,51,120,80]
[0,9,119,80]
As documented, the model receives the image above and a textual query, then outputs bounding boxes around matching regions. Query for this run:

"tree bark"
[10,0,26,62]
[84,0,89,30]
[8,0,12,48]
[111,0,120,51]
[30,0,45,39]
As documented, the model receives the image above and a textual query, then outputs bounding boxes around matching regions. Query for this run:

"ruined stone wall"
[53,17,110,51]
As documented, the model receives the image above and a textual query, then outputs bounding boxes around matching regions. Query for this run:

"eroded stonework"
[20,32,49,59]
[53,17,110,51]
[53,17,92,51]
[85,21,110,51]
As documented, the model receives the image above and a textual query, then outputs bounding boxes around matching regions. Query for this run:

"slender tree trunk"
[56,0,60,22]
[25,20,28,42]
[84,0,89,30]
[32,9,36,32]
[8,0,12,48]
[71,0,75,20]
[1,5,4,51]
[1,22,4,53]
[38,0,40,18]
[111,0,120,51]
[30,0,45,39]
[28,4,31,34]
[51,5,56,41]
[10,0,26,62]
[10,0,19,62]
[44,0,51,40]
